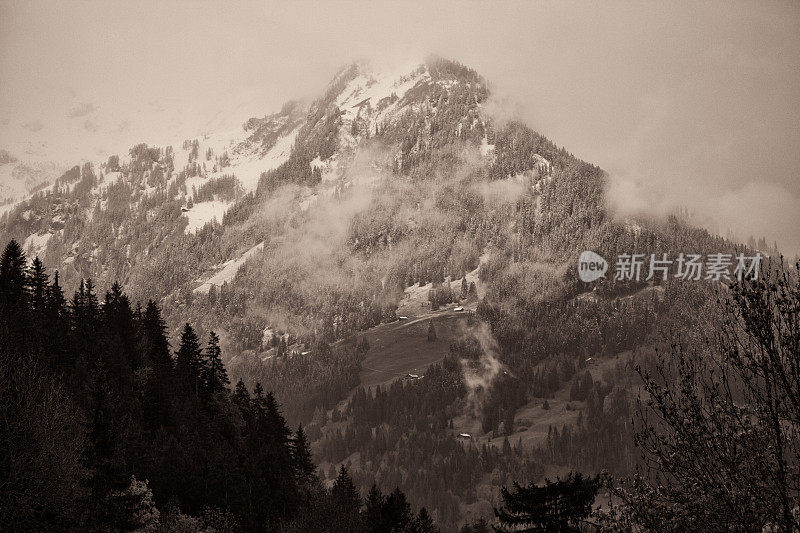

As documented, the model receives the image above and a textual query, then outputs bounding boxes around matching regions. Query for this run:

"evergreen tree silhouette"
[494,473,599,532]
[175,323,202,398]
[201,330,229,401]
[292,424,317,484]
[328,466,362,532]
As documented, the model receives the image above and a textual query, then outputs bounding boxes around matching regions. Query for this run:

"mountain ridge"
[0,57,743,347]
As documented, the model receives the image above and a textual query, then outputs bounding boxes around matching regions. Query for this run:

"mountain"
[0,58,505,322]
[0,149,60,213]
[0,57,746,529]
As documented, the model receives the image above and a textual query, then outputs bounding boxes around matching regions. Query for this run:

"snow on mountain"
[234,123,301,193]
[194,241,264,294]
[23,231,52,256]
[1,58,499,305]
[0,149,60,209]
[184,200,232,233]
[335,61,428,134]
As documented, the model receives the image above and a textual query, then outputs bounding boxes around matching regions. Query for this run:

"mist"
[1,0,798,254]
[460,322,504,419]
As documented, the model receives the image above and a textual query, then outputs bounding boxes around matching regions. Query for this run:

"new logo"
[578,251,608,282]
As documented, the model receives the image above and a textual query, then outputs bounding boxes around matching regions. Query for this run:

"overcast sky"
[1,0,798,255]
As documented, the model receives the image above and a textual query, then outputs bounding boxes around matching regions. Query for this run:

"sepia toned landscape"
[1,2,799,531]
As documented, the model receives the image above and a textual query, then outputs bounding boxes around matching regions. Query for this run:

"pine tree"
[139,300,174,429]
[494,473,599,532]
[503,408,515,435]
[47,271,67,320]
[245,386,299,528]
[27,256,49,311]
[201,331,229,401]
[362,484,385,532]
[103,283,137,372]
[357,336,370,355]
[0,240,27,298]
[261,391,292,446]
[175,323,203,398]
[411,507,439,532]
[383,487,413,531]
[232,379,251,411]
[328,466,362,532]
[85,366,129,525]
[106,476,160,531]
[72,279,101,369]
[140,301,172,371]
[0,240,29,351]
[42,270,70,372]
[292,425,317,484]
[468,281,477,298]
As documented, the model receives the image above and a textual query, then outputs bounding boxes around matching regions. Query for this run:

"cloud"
[113,121,130,134]
[0,1,796,256]
[22,120,43,132]
[67,102,96,118]
[606,172,800,258]
[460,322,503,418]
[473,176,528,205]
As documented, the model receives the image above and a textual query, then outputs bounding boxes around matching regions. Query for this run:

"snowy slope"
[194,241,264,294]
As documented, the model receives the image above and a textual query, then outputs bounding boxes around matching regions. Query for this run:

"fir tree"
[175,323,202,398]
[292,425,317,484]
[494,473,599,532]
[201,330,229,401]
[0,240,27,298]
[47,271,67,320]
[328,466,362,532]
[139,301,174,429]
[140,301,172,371]
[0,240,29,351]
[103,283,137,375]
[383,487,413,531]
[232,378,251,411]
[411,507,439,533]
[27,256,49,311]
[362,484,385,532]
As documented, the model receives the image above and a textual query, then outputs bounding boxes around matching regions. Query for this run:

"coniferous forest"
[0,240,437,532]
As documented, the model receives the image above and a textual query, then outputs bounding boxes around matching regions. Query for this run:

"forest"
[0,241,438,532]
[4,241,797,531]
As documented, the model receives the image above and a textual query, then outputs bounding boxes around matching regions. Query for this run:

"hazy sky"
[1,0,798,255]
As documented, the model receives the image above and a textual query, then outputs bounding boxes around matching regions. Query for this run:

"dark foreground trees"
[0,240,431,532]
[494,473,600,532]
[611,261,800,531]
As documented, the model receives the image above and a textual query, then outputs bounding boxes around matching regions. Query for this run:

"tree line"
[0,240,436,532]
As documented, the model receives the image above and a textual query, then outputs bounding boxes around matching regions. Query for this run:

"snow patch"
[183,200,231,233]
[23,232,52,256]
[194,241,264,294]
[231,125,300,193]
